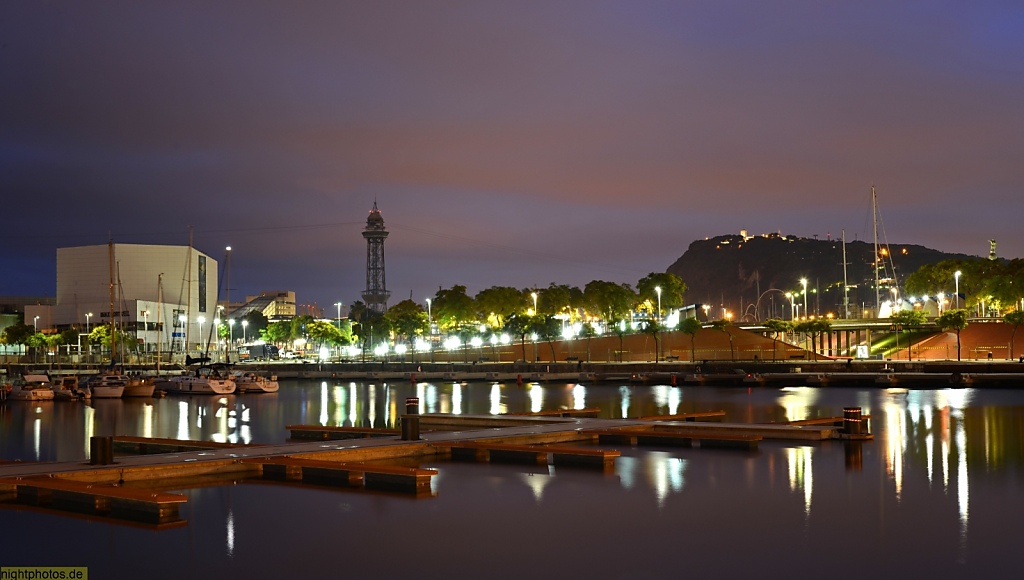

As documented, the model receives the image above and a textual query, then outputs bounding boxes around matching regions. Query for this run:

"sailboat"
[156,239,236,395]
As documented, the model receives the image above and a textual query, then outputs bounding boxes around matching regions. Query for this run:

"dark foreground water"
[2,380,1023,579]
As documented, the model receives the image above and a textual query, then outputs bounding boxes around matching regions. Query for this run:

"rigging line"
[0,221,367,242]
[389,222,650,277]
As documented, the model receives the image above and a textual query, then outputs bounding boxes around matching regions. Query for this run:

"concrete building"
[227,291,297,322]
[31,243,219,355]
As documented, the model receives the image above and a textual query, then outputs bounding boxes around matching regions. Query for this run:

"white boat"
[51,375,87,400]
[8,374,56,401]
[87,374,127,398]
[157,367,236,395]
[233,371,279,393]
[123,375,156,397]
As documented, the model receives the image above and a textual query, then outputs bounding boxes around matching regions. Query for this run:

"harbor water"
[2,379,1023,578]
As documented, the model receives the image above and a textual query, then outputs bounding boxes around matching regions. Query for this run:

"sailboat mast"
[842,229,850,319]
[108,239,116,363]
[872,185,880,316]
[156,273,163,372]
[185,226,193,359]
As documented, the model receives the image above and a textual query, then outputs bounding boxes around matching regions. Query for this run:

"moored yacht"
[86,374,127,399]
[8,374,56,401]
[232,371,279,393]
[157,366,236,395]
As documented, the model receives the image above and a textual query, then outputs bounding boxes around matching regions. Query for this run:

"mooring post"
[402,397,420,441]
[843,407,863,435]
[90,435,114,465]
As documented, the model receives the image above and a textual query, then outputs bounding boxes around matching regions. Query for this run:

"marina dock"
[0,406,868,527]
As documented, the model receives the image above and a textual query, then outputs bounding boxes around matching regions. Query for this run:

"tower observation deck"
[361,201,390,313]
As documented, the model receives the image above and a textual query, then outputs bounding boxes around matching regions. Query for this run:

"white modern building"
[36,243,220,355]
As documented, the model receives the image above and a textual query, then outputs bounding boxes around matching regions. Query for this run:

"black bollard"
[90,435,114,465]
[402,397,420,441]
[843,407,863,435]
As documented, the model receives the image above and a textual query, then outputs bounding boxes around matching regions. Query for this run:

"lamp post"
[955,270,961,309]
[655,286,662,324]
[785,293,794,320]
[531,292,538,315]
[33,315,39,332]
[85,312,92,333]
[800,279,808,320]
[335,302,342,329]
[228,319,235,346]
[241,319,248,343]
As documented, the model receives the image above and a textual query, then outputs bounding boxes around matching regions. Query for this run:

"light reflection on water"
[2,381,1023,576]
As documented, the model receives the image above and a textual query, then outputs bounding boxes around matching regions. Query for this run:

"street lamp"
[85,312,92,333]
[955,270,961,309]
[335,302,342,329]
[228,319,235,344]
[531,292,538,315]
[785,292,794,320]
[655,286,662,323]
[241,319,248,343]
[800,278,808,320]
[33,316,39,332]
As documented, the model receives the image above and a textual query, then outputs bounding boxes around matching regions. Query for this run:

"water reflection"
[3,381,1024,576]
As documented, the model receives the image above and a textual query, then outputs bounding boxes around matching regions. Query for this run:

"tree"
[262,321,292,345]
[762,319,793,361]
[1005,310,1024,359]
[937,309,969,361]
[2,323,34,347]
[474,286,525,328]
[306,320,348,353]
[241,311,269,339]
[531,315,561,361]
[640,318,662,362]
[433,285,476,331]
[536,284,584,320]
[710,319,735,360]
[385,299,428,351]
[579,322,597,362]
[504,313,534,362]
[583,280,636,322]
[681,317,702,362]
[636,272,686,317]
[611,320,629,362]
[890,310,926,361]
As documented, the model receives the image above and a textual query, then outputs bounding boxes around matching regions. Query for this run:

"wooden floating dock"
[6,476,187,524]
[636,410,726,422]
[431,441,620,469]
[286,425,401,441]
[113,435,264,455]
[587,428,760,450]
[240,456,437,494]
[509,408,602,418]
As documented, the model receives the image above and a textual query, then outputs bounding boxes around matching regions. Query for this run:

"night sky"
[3,1,1023,312]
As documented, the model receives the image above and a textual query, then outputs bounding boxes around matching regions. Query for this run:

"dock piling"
[402,397,420,441]
[843,407,863,435]
[90,436,114,466]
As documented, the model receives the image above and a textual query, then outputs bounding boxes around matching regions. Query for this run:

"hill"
[666,233,976,321]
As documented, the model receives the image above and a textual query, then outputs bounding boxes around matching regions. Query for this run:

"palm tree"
[681,317,702,362]
[937,309,970,361]
[762,319,793,361]
[1006,310,1024,359]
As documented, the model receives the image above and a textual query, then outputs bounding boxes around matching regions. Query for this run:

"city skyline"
[3,2,1022,309]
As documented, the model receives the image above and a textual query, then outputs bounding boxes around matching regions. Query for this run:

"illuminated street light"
[241,319,248,343]
[785,292,795,321]
[33,315,39,332]
[955,270,961,309]
[228,319,235,344]
[800,279,808,320]
[85,312,92,333]
[335,302,343,329]
[655,286,662,324]
[531,292,538,315]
